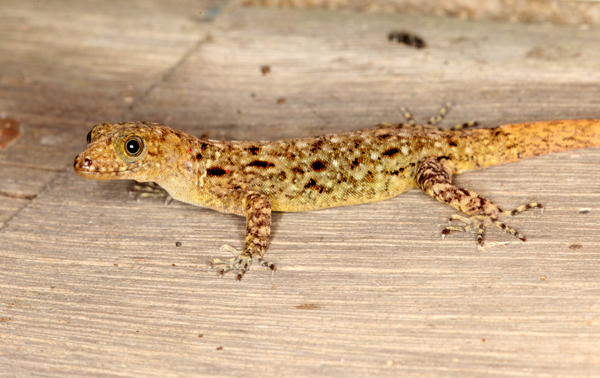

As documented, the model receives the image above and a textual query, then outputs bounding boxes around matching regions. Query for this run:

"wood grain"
[1,1,599,377]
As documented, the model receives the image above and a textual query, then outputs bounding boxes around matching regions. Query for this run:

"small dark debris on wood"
[176,242,182,247]
[261,65,270,75]
[388,31,426,49]
[277,98,286,105]
[569,244,583,250]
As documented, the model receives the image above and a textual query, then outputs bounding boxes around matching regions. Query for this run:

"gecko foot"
[208,245,276,281]
[441,202,543,250]
[129,182,173,206]
[389,103,478,131]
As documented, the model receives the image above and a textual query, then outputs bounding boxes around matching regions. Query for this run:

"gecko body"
[74,109,600,279]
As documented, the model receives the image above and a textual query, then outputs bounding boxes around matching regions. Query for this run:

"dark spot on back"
[304,178,324,193]
[207,167,227,177]
[310,139,324,153]
[248,146,260,155]
[350,158,360,169]
[278,171,287,181]
[311,159,327,172]
[248,160,275,169]
[196,153,202,159]
[364,171,374,182]
[382,147,400,158]
[292,166,304,175]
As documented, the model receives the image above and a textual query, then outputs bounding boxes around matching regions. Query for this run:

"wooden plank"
[0,196,29,228]
[2,155,599,377]
[0,0,222,216]
[0,0,215,123]
[1,3,600,378]
[243,0,600,26]
[131,7,600,139]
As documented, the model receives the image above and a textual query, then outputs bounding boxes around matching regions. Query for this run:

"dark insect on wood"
[388,31,426,49]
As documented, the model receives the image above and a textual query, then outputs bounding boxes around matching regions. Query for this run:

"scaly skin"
[74,108,600,280]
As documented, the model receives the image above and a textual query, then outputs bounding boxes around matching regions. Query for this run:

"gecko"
[73,105,600,280]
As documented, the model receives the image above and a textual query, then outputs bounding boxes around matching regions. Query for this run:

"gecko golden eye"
[86,131,92,144]
[125,138,142,156]
[114,134,147,163]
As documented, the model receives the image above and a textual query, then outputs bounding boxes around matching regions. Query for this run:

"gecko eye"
[86,131,92,144]
[115,134,147,163]
[125,138,142,156]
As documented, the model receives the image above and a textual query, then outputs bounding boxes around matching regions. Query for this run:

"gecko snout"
[73,154,98,174]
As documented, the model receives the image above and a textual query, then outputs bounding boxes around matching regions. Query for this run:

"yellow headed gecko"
[74,106,600,280]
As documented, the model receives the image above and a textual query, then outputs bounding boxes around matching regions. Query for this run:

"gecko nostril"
[84,158,92,167]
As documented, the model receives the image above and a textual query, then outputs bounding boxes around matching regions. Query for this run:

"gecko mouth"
[73,154,134,179]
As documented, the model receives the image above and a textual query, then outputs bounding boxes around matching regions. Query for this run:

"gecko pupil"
[125,139,141,155]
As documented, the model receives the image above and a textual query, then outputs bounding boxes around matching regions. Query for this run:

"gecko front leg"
[209,191,276,280]
[415,156,543,249]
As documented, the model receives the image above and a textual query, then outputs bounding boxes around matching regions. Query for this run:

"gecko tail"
[452,119,600,173]
[498,119,600,162]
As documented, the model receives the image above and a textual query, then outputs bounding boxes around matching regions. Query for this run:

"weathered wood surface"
[243,0,600,26]
[1,1,600,377]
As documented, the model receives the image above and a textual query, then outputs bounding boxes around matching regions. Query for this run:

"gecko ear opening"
[115,134,148,163]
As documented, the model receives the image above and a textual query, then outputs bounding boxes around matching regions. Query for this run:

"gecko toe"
[443,201,543,248]
[210,249,275,279]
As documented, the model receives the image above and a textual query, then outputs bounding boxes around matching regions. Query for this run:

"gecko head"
[74,122,169,182]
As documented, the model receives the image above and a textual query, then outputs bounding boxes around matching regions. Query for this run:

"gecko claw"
[210,245,276,280]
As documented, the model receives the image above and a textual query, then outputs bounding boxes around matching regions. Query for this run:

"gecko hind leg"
[416,156,543,250]
[390,103,478,131]
[424,102,478,130]
[209,245,276,281]
[451,120,479,131]
[425,102,452,126]
[425,102,479,130]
